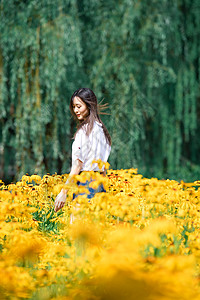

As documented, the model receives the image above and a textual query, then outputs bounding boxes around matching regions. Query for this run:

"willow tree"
[0,0,200,182]
[77,0,200,180]
[0,0,84,180]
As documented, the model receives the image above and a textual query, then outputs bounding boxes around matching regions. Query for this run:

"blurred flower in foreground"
[7,231,46,263]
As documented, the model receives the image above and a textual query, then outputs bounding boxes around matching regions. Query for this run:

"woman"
[54,88,111,212]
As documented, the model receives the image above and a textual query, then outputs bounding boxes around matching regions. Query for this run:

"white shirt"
[72,121,111,171]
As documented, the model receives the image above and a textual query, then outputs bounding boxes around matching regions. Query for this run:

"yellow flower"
[70,221,101,247]
[8,231,46,262]
[30,174,42,184]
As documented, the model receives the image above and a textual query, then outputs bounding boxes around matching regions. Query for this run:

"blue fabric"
[72,179,106,200]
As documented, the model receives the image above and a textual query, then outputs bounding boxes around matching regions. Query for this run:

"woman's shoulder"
[75,121,102,139]
[93,120,103,131]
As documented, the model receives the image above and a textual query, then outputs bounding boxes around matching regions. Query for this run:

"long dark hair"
[69,88,112,146]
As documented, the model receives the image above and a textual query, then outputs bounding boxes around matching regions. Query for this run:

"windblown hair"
[69,88,112,146]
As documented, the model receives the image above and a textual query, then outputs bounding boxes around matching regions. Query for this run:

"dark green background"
[0,0,199,183]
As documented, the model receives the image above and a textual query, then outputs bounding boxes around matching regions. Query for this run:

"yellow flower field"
[0,169,200,299]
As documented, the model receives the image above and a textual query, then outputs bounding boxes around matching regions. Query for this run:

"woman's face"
[72,97,89,121]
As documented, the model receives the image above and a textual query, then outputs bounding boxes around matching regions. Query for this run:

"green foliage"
[0,0,199,182]
[32,199,63,233]
[181,223,195,247]
[0,0,83,180]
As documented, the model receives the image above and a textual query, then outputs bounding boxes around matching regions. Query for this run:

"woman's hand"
[54,189,67,212]
[54,160,82,213]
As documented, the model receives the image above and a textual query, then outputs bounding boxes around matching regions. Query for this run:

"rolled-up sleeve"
[72,129,90,164]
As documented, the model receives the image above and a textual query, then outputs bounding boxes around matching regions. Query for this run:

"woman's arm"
[65,159,83,186]
[54,159,83,212]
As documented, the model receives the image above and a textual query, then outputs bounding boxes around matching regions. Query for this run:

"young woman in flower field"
[54,88,112,212]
